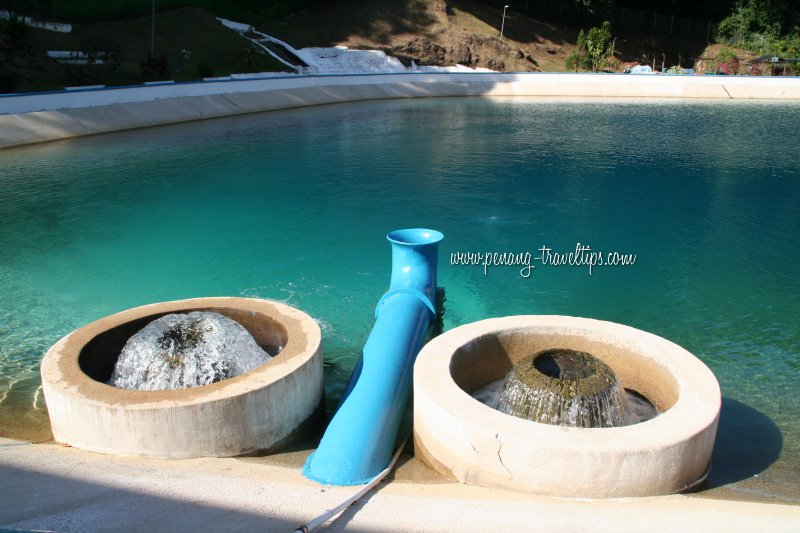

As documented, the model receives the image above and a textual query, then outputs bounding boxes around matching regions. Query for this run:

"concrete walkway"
[1,438,798,532]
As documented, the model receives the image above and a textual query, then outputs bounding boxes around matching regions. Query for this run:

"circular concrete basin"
[41,297,323,458]
[413,315,721,498]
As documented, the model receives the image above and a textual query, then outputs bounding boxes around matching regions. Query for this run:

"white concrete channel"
[1,72,799,149]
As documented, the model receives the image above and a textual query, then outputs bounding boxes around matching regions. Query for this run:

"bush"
[565,51,582,72]
[140,53,170,81]
[717,47,740,75]
[240,43,264,72]
[602,56,621,72]
[704,48,741,75]
[64,65,96,86]
[0,72,18,93]
[0,15,30,40]
[773,34,800,75]
[565,29,592,72]
[197,62,213,78]
[586,21,613,73]
[565,23,615,73]
[80,36,123,71]
[46,0,318,25]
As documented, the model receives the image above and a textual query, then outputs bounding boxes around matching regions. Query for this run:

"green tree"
[140,53,170,82]
[574,0,614,15]
[586,21,613,72]
[773,33,800,74]
[565,51,582,72]
[717,0,782,44]
[716,0,799,67]
[566,29,597,72]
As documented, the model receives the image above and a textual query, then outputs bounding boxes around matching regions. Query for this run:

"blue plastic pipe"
[302,228,443,485]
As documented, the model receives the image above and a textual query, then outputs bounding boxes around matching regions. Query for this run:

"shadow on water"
[706,397,783,488]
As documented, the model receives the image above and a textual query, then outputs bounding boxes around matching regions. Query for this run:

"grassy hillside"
[1,8,288,92]
[10,0,317,24]
[259,0,716,73]
[1,0,749,93]
[259,0,563,72]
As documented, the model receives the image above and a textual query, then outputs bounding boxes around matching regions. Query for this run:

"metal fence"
[484,1,717,41]
[609,7,716,40]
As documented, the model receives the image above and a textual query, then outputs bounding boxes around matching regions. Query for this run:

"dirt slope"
[260,0,570,72]
[259,0,731,73]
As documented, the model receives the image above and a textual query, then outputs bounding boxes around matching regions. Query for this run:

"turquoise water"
[0,97,798,497]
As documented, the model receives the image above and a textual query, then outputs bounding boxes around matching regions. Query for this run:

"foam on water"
[473,378,658,426]
[109,312,271,391]
[495,350,628,428]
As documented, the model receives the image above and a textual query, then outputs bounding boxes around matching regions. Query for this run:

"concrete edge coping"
[2,73,800,150]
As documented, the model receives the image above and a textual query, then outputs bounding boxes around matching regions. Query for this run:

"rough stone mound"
[496,348,627,428]
[390,32,536,71]
[109,311,271,391]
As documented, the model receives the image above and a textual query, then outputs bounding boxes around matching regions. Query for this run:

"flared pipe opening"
[386,228,444,247]
[385,228,443,310]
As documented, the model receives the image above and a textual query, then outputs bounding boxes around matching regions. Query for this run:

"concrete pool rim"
[40,296,323,458]
[413,315,722,498]
[2,72,800,149]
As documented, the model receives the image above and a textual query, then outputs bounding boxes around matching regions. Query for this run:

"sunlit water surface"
[0,97,797,499]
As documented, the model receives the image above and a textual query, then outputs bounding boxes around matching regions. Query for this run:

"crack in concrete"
[221,94,244,112]
[722,84,733,99]
[494,433,512,479]
[63,114,93,133]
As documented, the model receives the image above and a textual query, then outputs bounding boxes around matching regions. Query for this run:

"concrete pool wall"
[1,72,799,149]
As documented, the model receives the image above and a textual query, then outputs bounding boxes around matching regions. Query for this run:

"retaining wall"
[2,72,799,149]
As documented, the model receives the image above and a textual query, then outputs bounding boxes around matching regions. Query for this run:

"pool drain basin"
[413,315,720,497]
[41,297,323,458]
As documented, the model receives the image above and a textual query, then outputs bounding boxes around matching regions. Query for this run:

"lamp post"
[150,0,155,54]
[611,38,625,59]
[500,5,509,40]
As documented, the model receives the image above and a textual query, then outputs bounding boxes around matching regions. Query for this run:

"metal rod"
[500,5,509,40]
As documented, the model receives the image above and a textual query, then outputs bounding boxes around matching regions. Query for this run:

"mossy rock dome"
[496,348,626,428]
